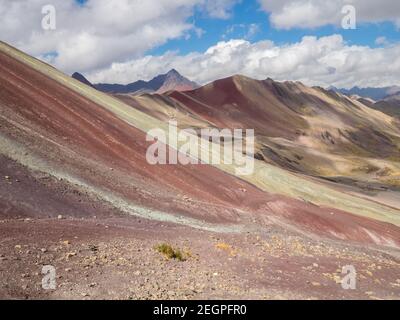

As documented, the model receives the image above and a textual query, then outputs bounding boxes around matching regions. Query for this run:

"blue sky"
[73,0,399,56]
[151,0,400,55]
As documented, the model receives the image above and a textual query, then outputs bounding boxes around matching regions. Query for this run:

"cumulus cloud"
[0,0,236,74]
[258,0,400,29]
[202,0,240,19]
[375,36,389,46]
[86,35,400,89]
[223,23,260,40]
[3,0,399,89]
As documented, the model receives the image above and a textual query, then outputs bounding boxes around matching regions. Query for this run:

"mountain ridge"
[72,69,199,95]
[332,85,400,101]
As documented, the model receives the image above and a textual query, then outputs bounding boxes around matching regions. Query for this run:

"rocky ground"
[1,216,399,300]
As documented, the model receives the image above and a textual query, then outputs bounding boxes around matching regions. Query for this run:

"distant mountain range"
[73,71,400,119]
[72,69,199,95]
[331,85,400,101]
[72,70,400,120]
[328,86,400,118]
[370,93,400,118]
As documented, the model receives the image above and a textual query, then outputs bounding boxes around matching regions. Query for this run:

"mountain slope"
[371,94,400,118]
[165,75,400,191]
[1,40,400,245]
[1,41,400,300]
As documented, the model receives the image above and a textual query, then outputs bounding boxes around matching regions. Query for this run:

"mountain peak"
[93,69,199,95]
[156,69,199,94]
[166,68,180,76]
[72,72,94,88]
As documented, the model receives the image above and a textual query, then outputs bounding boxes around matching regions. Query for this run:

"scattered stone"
[311,282,321,287]
[89,245,98,252]
[40,248,47,253]
[57,215,63,220]
[15,245,22,250]
[66,252,77,259]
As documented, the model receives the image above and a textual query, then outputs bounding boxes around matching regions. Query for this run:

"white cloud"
[202,0,240,19]
[223,23,260,40]
[375,36,388,46]
[258,0,400,29]
[246,24,260,39]
[0,0,236,74]
[87,35,400,89]
[3,0,399,89]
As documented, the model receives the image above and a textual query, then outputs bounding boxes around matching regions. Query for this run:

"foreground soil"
[1,217,399,300]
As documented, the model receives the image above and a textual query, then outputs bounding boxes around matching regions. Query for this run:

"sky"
[0,0,400,88]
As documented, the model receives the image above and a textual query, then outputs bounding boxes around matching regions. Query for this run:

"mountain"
[331,86,400,118]
[1,41,400,299]
[71,72,95,88]
[370,93,400,117]
[3,41,400,234]
[332,85,400,101]
[162,76,400,189]
[93,69,199,94]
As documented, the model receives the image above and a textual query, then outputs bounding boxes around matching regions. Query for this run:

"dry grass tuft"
[155,243,186,261]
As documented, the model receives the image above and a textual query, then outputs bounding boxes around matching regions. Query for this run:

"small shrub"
[215,242,237,256]
[155,243,186,261]
[215,242,231,251]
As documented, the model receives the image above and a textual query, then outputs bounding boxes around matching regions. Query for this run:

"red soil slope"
[168,76,309,140]
[166,75,400,190]
[0,48,400,247]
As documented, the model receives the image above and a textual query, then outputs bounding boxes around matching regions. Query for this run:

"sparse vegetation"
[155,243,186,261]
[215,242,237,256]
